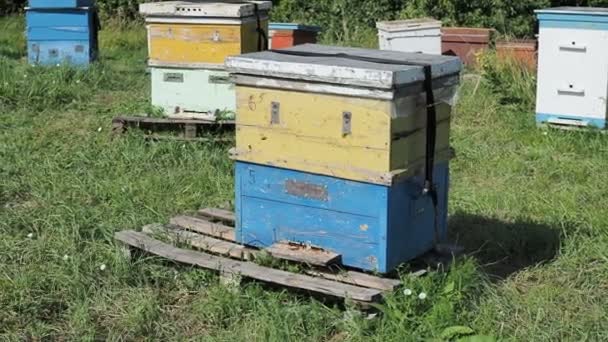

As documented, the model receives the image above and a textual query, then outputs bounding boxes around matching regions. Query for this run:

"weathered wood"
[266,242,342,267]
[115,230,382,302]
[143,224,253,260]
[170,215,236,241]
[144,135,232,143]
[225,44,461,90]
[139,1,273,19]
[111,116,235,136]
[304,270,401,292]
[197,208,236,225]
[183,124,197,139]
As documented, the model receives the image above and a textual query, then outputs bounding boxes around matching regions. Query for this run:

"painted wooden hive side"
[26,8,97,66]
[386,162,450,271]
[148,23,243,65]
[235,161,451,273]
[233,85,393,184]
[241,19,269,52]
[389,88,452,171]
[235,161,390,272]
[147,19,268,65]
[150,67,236,115]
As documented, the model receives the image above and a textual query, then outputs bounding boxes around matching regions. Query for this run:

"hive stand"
[115,207,462,306]
[111,115,235,142]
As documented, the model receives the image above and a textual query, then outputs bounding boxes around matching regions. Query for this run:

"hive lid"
[535,7,608,16]
[376,18,442,32]
[225,44,461,90]
[269,23,322,32]
[139,1,272,18]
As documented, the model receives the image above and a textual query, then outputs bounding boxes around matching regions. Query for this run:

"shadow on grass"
[448,213,561,280]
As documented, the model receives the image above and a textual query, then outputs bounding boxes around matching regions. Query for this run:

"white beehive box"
[376,18,442,55]
[535,7,608,129]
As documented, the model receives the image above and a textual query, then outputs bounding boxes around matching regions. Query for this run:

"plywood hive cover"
[226,44,462,90]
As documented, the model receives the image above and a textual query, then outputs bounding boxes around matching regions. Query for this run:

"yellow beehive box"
[139,1,272,67]
[226,44,462,185]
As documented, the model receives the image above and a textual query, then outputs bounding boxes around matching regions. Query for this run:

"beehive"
[226,44,461,185]
[269,23,321,49]
[235,161,450,272]
[227,44,462,272]
[535,7,608,129]
[150,66,236,116]
[376,18,442,55]
[139,1,272,67]
[26,3,99,66]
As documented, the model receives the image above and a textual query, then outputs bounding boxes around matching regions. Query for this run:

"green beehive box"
[150,66,236,117]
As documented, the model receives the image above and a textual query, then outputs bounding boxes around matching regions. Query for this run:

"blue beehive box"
[28,0,94,8]
[26,6,99,66]
[235,161,450,273]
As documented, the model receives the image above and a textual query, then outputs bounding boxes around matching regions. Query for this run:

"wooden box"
[441,27,492,65]
[28,0,93,7]
[377,18,442,55]
[26,7,98,66]
[150,66,236,116]
[226,44,461,185]
[235,161,450,273]
[269,23,321,49]
[139,1,272,68]
[535,7,608,129]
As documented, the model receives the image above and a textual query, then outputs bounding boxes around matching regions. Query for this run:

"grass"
[1,15,607,341]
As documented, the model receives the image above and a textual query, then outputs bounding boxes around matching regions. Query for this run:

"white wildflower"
[27,233,34,239]
[62,254,69,261]
[418,292,427,300]
[99,264,107,271]
[76,80,81,84]
[97,127,102,132]
[56,63,60,67]
[23,74,27,78]
[543,131,548,136]
[403,288,413,296]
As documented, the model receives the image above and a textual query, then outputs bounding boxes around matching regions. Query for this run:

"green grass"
[1,15,607,341]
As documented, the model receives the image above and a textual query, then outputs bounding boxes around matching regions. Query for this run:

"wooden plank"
[197,208,236,225]
[142,224,253,260]
[144,135,232,143]
[112,116,235,126]
[266,242,342,267]
[305,270,401,292]
[170,215,236,242]
[115,230,382,302]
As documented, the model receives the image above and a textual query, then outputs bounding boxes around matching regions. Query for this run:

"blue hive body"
[26,5,99,66]
[235,162,450,273]
[28,0,94,8]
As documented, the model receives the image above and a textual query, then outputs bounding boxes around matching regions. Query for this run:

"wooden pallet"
[112,116,235,142]
[115,209,417,305]
[537,122,607,134]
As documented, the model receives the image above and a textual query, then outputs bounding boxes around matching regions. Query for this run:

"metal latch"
[342,111,352,136]
[49,49,59,58]
[164,73,184,83]
[271,101,280,125]
[209,75,231,84]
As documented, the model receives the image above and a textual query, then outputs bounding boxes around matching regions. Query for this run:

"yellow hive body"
[140,1,272,67]
[146,19,269,66]
[227,45,462,185]
[233,86,452,185]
